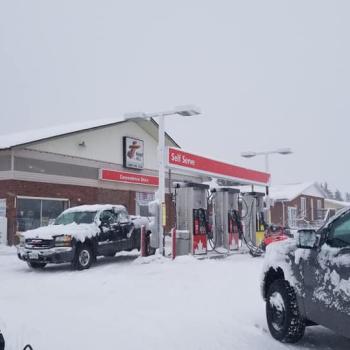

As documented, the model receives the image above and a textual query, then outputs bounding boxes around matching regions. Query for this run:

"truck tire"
[27,261,47,269]
[266,279,305,343]
[72,244,94,270]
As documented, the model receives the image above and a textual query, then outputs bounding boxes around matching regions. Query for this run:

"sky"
[0,0,349,194]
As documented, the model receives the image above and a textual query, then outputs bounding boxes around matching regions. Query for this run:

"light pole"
[241,148,293,224]
[241,148,292,178]
[125,105,201,256]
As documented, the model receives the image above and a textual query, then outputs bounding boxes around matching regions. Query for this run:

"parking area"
[0,247,349,350]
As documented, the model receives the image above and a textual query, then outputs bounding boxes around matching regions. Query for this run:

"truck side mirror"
[100,217,110,227]
[297,229,318,249]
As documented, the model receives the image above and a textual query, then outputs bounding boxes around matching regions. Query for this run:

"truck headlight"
[54,235,72,247]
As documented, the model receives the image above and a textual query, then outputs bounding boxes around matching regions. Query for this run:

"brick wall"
[270,201,284,226]
[0,180,176,245]
[270,195,325,227]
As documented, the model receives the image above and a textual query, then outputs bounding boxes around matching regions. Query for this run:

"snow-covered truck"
[17,204,155,270]
[261,207,350,343]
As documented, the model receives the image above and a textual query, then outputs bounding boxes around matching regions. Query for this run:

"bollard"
[172,228,176,260]
[140,225,147,257]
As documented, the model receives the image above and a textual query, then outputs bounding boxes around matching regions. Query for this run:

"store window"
[300,197,307,218]
[16,197,69,232]
[136,192,155,217]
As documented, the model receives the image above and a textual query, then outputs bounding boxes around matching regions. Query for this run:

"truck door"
[116,209,133,240]
[304,214,350,337]
[98,210,119,254]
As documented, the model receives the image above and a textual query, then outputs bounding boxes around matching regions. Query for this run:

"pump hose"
[235,198,264,257]
[206,190,229,255]
[207,192,263,257]
[208,236,228,255]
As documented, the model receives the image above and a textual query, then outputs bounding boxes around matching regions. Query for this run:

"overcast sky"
[0,1,349,194]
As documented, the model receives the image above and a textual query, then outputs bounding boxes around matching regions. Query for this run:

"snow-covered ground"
[0,247,349,350]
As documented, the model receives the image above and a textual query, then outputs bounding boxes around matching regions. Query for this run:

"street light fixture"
[240,148,293,174]
[124,105,201,120]
[124,105,201,256]
[241,148,293,225]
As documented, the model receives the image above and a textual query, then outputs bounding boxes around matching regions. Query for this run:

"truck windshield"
[54,211,97,225]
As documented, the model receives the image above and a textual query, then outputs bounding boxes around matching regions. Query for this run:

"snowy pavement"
[0,247,349,350]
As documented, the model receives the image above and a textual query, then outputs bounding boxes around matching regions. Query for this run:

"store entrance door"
[136,192,155,217]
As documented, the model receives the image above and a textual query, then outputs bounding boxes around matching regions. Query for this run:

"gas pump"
[242,192,266,247]
[211,188,240,251]
[174,182,209,256]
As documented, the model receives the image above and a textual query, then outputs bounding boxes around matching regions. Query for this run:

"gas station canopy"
[167,147,270,186]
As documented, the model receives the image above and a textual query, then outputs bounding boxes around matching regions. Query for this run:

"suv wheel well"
[264,267,285,299]
[75,239,96,255]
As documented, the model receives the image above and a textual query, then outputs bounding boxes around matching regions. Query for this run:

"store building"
[0,118,205,245]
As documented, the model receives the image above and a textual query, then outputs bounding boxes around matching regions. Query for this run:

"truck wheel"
[27,261,47,269]
[266,279,305,343]
[73,244,94,270]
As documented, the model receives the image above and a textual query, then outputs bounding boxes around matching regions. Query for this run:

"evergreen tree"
[345,192,350,202]
[334,189,343,201]
[321,182,334,199]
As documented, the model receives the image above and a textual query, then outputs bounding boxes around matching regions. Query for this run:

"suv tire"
[266,279,305,343]
[72,244,94,270]
[27,261,47,269]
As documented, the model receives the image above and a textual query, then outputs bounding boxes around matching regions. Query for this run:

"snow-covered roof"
[0,118,124,150]
[0,117,180,150]
[269,182,325,201]
[325,198,350,208]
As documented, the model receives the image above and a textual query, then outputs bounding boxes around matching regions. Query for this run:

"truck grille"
[25,238,54,249]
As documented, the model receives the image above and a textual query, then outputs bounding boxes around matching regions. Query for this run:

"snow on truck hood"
[263,238,297,272]
[22,222,99,242]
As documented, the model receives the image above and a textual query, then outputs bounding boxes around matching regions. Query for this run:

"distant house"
[269,182,326,228]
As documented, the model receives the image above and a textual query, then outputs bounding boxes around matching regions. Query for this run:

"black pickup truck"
[261,207,350,343]
[17,204,154,270]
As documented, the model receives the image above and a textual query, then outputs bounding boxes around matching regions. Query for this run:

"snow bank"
[0,249,348,350]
